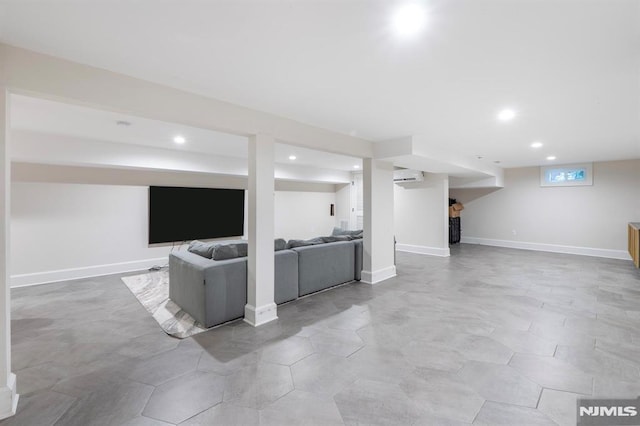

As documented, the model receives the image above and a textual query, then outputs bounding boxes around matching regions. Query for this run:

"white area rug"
[121,271,207,339]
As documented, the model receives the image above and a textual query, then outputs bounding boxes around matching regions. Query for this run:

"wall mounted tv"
[148,186,245,244]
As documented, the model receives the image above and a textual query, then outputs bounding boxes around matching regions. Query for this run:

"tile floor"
[4,244,640,425]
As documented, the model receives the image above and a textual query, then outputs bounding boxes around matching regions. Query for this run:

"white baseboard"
[0,373,18,421]
[460,237,631,260]
[10,257,168,288]
[396,244,451,257]
[361,265,397,285]
[244,303,278,327]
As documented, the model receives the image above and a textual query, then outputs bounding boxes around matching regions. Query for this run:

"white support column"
[0,89,18,419]
[245,134,277,326]
[361,158,396,284]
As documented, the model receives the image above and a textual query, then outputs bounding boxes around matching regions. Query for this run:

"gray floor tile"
[489,328,557,356]
[537,389,584,426]
[482,309,532,331]
[592,375,640,398]
[595,337,640,368]
[223,362,294,409]
[142,371,225,424]
[554,345,640,382]
[400,368,484,423]
[509,353,593,394]
[115,332,180,358]
[44,352,134,386]
[188,323,237,349]
[529,322,595,349]
[259,335,314,366]
[179,402,259,425]
[334,378,422,426]
[230,321,290,346]
[473,401,557,426]
[291,353,358,396]
[15,364,67,396]
[121,416,174,426]
[414,415,472,426]
[124,347,202,386]
[458,361,542,408]
[324,308,372,331]
[447,334,514,365]
[1,390,75,426]
[52,368,133,398]
[401,340,467,371]
[346,346,416,384]
[564,317,637,341]
[197,342,259,376]
[309,328,364,357]
[356,323,415,349]
[55,380,154,426]
[260,389,344,426]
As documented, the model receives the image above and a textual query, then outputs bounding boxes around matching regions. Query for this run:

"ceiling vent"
[393,169,424,183]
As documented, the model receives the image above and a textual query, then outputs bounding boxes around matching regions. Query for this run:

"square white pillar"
[0,89,18,419]
[361,158,397,284]
[245,134,277,326]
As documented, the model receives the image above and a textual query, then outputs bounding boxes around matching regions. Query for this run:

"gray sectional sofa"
[169,233,363,328]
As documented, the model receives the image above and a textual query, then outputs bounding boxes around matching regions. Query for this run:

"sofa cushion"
[211,244,238,260]
[275,238,287,251]
[190,239,290,259]
[286,237,325,249]
[235,242,248,257]
[188,240,217,258]
[321,235,351,243]
[331,227,343,236]
[331,227,363,238]
[212,242,248,260]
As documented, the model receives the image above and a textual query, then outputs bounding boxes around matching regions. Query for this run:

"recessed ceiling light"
[497,109,516,121]
[288,155,297,160]
[494,160,501,164]
[116,120,131,126]
[546,155,556,161]
[173,135,186,144]
[392,3,427,37]
[476,156,484,160]
[353,165,360,169]
[531,141,543,149]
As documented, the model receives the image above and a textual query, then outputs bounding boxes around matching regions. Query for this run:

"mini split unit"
[393,169,424,183]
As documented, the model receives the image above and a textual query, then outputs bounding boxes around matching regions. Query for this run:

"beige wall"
[450,159,640,256]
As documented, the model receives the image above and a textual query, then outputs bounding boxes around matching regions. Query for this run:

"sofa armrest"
[202,257,247,327]
[170,251,248,327]
[169,251,208,325]
[275,249,298,304]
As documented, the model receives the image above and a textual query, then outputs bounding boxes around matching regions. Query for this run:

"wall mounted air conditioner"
[393,169,424,183]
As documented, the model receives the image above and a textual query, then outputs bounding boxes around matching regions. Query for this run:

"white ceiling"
[1,0,639,168]
[10,95,363,172]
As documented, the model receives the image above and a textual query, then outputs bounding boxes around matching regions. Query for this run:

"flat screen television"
[148,186,245,244]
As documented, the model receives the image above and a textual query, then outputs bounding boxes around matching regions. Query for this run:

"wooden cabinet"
[629,223,640,268]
